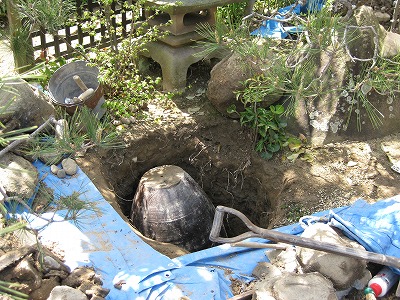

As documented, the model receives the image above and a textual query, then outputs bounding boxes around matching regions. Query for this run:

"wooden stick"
[73,75,88,91]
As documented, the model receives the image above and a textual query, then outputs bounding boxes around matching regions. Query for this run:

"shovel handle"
[209,206,225,242]
[73,75,89,91]
[209,206,259,243]
[210,206,400,269]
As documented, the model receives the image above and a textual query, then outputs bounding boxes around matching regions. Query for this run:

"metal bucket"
[48,60,106,117]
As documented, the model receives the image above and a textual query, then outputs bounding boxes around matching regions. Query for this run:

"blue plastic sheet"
[251,0,325,38]
[21,161,400,299]
[328,198,400,275]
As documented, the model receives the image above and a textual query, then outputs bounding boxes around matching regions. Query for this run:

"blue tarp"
[20,161,400,299]
[328,199,400,275]
[251,0,325,39]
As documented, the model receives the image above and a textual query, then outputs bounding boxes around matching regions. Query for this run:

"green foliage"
[16,0,76,33]
[207,0,400,134]
[253,0,294,12]
[242,104,288,159]
[0,221,27,236]
[217,2,248,28]
[88,1,169,117]
[8,26,33,67]
[37,57,67,89]
[23,56,67,89]
[230,101,300,159]
[95,37,164,117]
[0,1,7,16]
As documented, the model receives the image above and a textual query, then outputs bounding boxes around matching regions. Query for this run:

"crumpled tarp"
[22,161,400,299]
[251,0,325,38]
[328,198,400,275]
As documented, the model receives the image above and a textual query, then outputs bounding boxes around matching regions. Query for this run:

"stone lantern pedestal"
[143,0,241,91]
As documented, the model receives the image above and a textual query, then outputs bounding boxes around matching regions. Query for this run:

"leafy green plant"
[8,26,34,70]
[229,102,301,159]
[35,57,67,89]
[78,0,171,118]
[16,56,68,89]
[242,104,288,159]
[13,0,89,64]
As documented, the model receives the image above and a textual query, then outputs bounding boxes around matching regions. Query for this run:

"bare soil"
[78,60,400,238]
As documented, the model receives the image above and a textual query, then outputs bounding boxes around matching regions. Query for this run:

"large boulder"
[0,152,38,202]
[207,51,282,117]
[286,6,400,145]
[351,6,400,58]
[0,79,55,131]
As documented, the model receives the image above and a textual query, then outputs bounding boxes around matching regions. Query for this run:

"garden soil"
[78,59,400,237]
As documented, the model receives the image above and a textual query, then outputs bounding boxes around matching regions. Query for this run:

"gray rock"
[80,284,110,298]
[296,223,367,290]
[129,116,136,123]
[62,266,96,287]
[252,262,282,300]
[43,256,63,271]
[61,158,78,176]
[47,286,87,300]
[381,31,400,58]
[286,6,400,145]
[57,169,66,179]
[253,289,277,300]
[266,246,300,273]
[0,245,35,272]
[0,79,55,130]
[44,270,70,280]
[374,11,391,23]
[207,51,282,117]
[352,269,372,290]
[1,256,42,294]
[90,295,106,300]
[120,117,131,125]
[0,153,38,201]
[272,272,337,300]
[252,262,282,279]
[253,279,278,300]
[39,153,63,166]
[50,165,60,175]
